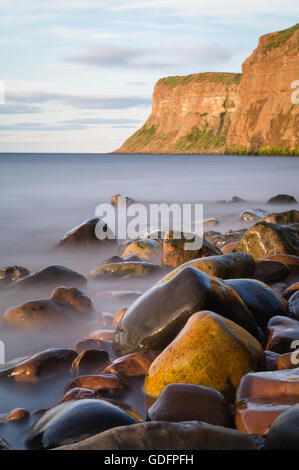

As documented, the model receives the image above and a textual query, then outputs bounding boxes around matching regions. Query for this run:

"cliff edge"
[115,24,299,155]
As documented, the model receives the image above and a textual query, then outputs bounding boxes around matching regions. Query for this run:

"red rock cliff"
[115,24,299,155]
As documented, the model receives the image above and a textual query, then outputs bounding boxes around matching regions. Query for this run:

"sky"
[0,0,298,153]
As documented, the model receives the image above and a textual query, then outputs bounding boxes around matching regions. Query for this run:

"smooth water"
[0,153,298,448]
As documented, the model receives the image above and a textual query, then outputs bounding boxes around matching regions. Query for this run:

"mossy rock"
[89,261,161,279]
[122,239,163,266]
[234,221,299,257]
[263,210,299,226]
[144,311,265,401]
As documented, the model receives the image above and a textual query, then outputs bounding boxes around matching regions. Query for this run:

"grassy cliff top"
[157,72,242,88]
[262,23,299,53]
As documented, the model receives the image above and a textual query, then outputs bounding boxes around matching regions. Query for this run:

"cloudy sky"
[0,0,297,153]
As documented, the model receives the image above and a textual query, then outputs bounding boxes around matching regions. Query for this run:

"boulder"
[100,351,159,378]
[221,242,236,254]
[2,286,93,329]
[144,311,264,401]
[26,399,138,449]
[113,267,259,356]
[225,279,287,329]
[71,349,110,375]
[111,194,135,207]
[265,351,279,371]
[234,221,299,257]
[113,308,127,329]
[236,369,299,435]
[288,291,299,320]
[203,218,219,227]
[283,282,299,300]
[231,196,246,203]
[253,259,289,283]
[0,266,30,288]
[240,209,268,223]
[64,374,127,395]
[265,404,299,450]
[121,239,163,265]
[56,420,258,451]
[267,194,297,205]
[263,254,299,270]
[147,384,232,427]
[74,339,110,355]
[277,352,299,370]
[266,316,299,354]
[157,253,255,283]
[205,229,246,250]
[163,230,221,268]
[0,349,76,382]
[0,408,30,423]
[89,261,161,279]
[58,218,115,248]
[263,210,299,225]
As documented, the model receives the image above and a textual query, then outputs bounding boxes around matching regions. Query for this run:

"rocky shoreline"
[1,194,299,450]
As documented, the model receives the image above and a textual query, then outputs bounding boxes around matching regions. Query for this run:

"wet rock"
[283,282,299,300]
[113,308,127,329]
[240,209,268,223]
[163,230,221,268]
[0,438,13,450]
[147,384,232,427]
[0,349,76,382]
[236,369,299,435]
[267,194,297,205]
[265,404,299,450]
[56,420,258,451]
[157,253,256,283]
[0,266,30,288]
[71,349,110,375]
[253,259,289,283]
[288,291,299,320]
[58,218,115,248]
[113,267,259,356]
[265,351,279,371]
[89,261,161,279]
[85,330,114,341]
[277,352,298,370]
[266,316,299,354]
[0,408,30,423]
[26,398,138,449]
[57,388,98,404]
[2,286,93,329]
[221,242,236,254]
[205,229,246,250]
[234,221,299,257]
[231,196,246,203]
[101,351,159,378]
[263,254,299,270]
[225,279,287,329]
[4,265,86,292]
[64,374,127,395]
[121,239,163,265]
[74,339,110,355]
[264,210,299,225]
[144,311,264,401]
[111,194,135,207]
[203,217,219,227]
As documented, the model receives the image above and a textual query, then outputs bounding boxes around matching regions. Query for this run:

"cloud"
[0,104,42,114]
[0,118,142,132]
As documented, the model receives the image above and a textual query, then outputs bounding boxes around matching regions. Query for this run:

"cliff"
[115,24,299,155]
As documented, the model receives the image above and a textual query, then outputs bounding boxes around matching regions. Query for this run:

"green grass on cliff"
[225,145,299,156]
[175,123,228,152]
[263,23,299,53]
[158,73,242,88]
[122,124,157,150]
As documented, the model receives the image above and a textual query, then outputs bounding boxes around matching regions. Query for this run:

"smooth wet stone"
[225,279,287,329]
[85,330,114,341]
[89,261,161,279]
[276,352,298,370]
[71,349,110,375]
[100,351,159,378]
[145,311,264,401]
[263,254,299,270]
[265,404,299,450]
[0,408,30,423]
[265,351,279,371]
[0,349,76,382]
[231,196,246,203]
[58,218,115,248]
[74,339,111,355]
[158,253,255,283]
[2,286,93,329]
[266,316,299,354]
[205,229,246,250]
[234,221,299,257]
[111,194,135,207]
[113,308,127,329]
[288,291,299,320]
[147,384,232,426]
[253,259,289,283]
[26,398,138,449]
[236,368,299,435]
[64,374,126,395]
[4,265,86,291]
[0,438,13,450]
[113,267,258,356]
[56,420,258,451]
[57,388,99,404]
[0,266,30,288]
[203,217,219,227]
[221,242,236,254]
[283,282,299,300]
[267,194,297,205]
[240,209,268,223]
[163,230,221,268]
[121,239,163,265]
[264,210,299,226]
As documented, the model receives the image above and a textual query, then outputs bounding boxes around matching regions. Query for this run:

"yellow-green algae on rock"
[122,239,163,266]
[145,311,265,401]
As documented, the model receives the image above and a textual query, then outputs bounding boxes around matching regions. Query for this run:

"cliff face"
[116,24,299,155]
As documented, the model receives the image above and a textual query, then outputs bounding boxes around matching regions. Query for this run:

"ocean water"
[0,152,298,448]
